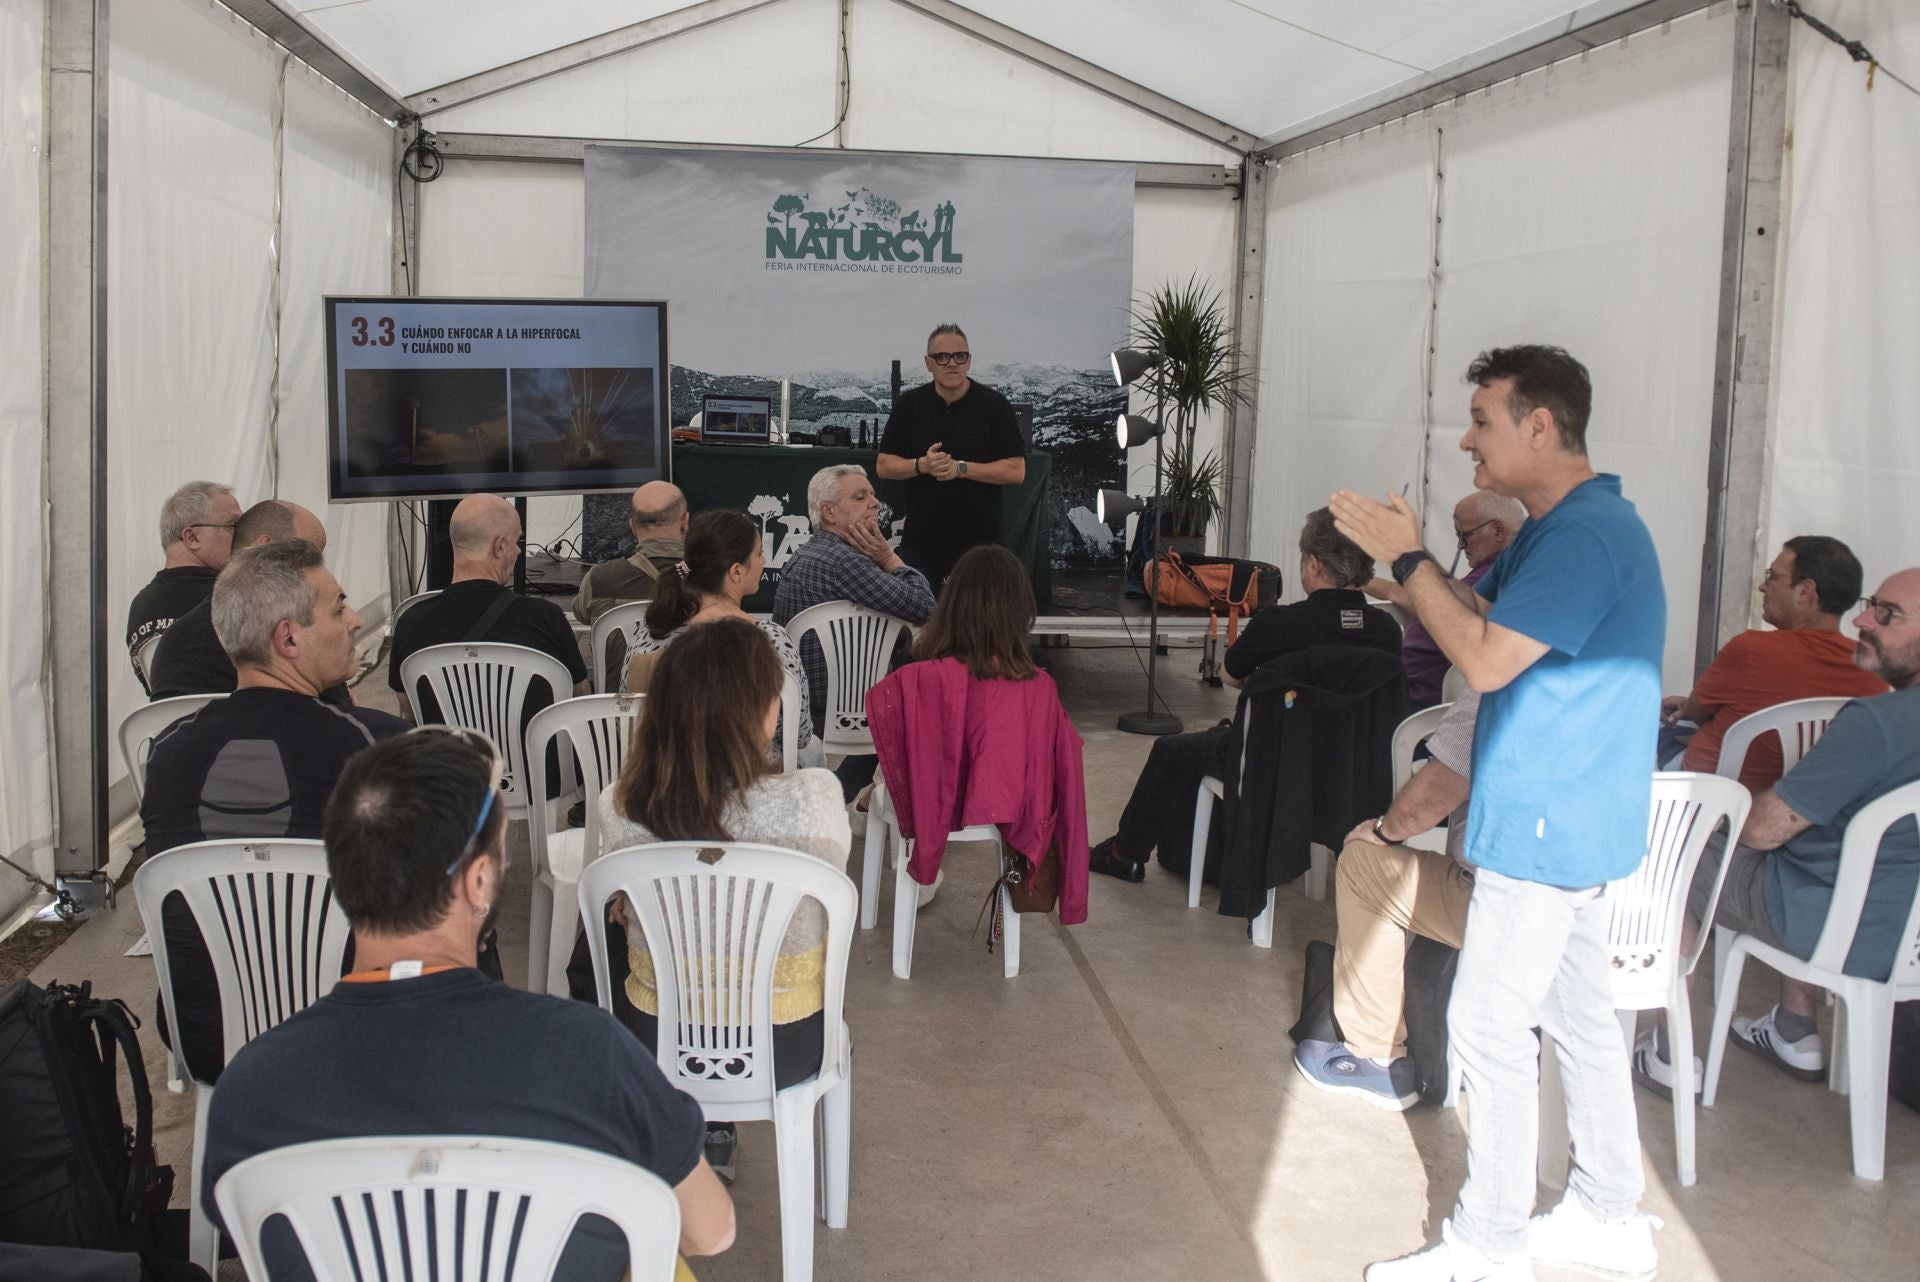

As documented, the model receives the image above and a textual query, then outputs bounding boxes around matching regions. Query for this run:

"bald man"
[147,499,356,705]
[573,480,688,625]
[388,493,588,723]
[1367,491,1526,708]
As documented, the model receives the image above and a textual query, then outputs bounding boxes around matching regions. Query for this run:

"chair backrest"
[1803,778,1920,987]
[390,589,441,631]
[1440,666,1469,704]
[784,601,908,755]
[526,693,644,866]
[129,634,161,692]
[1604,772,1753,1005]
[132,839,351,1081]
[590,600,652,694]
[1390,703,1451,793]
[213,1135,681,1282]
[779,671,800,774]
[399,642,576,816]
[118,693,225,803]
[1715,696,1851,782]
[579,843,856,1111]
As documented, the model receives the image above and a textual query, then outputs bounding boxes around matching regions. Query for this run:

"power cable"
[1782,0,1920,98]
[794,0,852,147]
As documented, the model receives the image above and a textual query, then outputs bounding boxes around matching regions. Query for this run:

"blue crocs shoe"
[1293,1039,1421,1111]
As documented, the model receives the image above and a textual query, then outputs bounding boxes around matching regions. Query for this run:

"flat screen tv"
[324,296,670,502]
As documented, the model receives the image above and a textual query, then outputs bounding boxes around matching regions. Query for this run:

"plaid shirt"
[772,531,935,737]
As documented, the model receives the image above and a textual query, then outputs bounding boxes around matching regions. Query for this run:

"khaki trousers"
[1332,838,1474,1059]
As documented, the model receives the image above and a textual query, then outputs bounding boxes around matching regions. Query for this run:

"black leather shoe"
[1089,837,1145,883]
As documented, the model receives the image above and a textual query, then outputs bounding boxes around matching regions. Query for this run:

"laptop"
[699,394,773,446]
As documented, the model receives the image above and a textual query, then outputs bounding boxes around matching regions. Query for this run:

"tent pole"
[1221,155,1267,560]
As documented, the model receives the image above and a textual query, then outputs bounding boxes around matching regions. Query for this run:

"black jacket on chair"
[1216,645,1410,919]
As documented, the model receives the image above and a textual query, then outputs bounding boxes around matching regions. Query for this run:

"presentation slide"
[325,296,670,502]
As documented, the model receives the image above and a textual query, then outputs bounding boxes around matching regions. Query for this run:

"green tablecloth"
[671,443,1052,611]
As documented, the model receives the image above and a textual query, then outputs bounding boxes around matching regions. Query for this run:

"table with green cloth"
[669,443,1052,611]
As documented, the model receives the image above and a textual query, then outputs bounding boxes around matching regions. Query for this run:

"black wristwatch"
[1391,549,1436,586]
[1372,817,1392,844]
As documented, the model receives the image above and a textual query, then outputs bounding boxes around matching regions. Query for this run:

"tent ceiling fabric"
[283,0,1623,141]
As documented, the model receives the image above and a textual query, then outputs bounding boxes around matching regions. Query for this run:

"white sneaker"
[1730,1005,1825,1081]
[1367,1219,1535,1281]
[916,868,943,909]
[847,786,872,839]
[1527,1195,1660,1282]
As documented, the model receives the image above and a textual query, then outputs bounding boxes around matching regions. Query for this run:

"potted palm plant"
[1129,276,1246,557]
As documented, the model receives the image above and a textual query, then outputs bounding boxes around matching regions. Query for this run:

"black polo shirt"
[879,380,1025,560]
[147,599,353,708]
[1222,588,1403,680]
[127,566,218,656]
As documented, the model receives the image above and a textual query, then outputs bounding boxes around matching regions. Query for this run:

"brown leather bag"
[1005,846,1060,915]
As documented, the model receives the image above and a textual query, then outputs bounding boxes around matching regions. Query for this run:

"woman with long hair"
[601,617,850,1181]
[622,508,820,766]
[910,543,1039,679]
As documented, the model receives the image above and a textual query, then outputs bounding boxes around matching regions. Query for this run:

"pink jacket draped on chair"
[866,657,1091,924]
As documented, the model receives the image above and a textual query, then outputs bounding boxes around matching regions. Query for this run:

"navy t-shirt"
[1467,474,1665,887]
[202,969,706,1281]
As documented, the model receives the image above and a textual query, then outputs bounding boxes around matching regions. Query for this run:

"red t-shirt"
[1683,628,1889,790]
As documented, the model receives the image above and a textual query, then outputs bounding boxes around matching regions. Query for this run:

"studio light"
[1109,347,1163,389]
[1115,414,1164,450]
[1096,488,1141,524]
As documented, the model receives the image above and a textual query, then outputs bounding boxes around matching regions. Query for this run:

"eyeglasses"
[1453,519,1495,549]
[403,726,510,874]
[1762,569,1803,586]
[184,521,238,533]
[927,351,971,367]
[1862,596,1911,627]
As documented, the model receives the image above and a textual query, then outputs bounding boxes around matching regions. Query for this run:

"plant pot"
[1167,533,1207,560]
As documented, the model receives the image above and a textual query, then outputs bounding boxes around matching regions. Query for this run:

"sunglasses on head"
[403,726,510,875]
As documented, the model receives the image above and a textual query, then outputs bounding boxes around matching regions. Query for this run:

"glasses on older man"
[1862,596,1911,628]
[927,351,971,367]
[403,726,510,874]
[184,521,238,534]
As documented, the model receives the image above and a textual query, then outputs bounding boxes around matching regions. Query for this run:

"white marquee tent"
[1,0,1915,930]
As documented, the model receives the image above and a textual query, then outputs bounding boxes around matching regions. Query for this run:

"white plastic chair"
[1537,772,1752,1189]
[590,600,652,694]
[862,777,1019,977]
[129,634,161,694]
[213,1135,681,1282]
[399,642,577,823]
[119,693,224,804]
[1440,666,1470,704]
[1386,702,1453,857]
[132,839,351,1275]
[784,601,908,756]
[525,693,645,997]
[1715,695,1851,782]
[1703,778,1920,1180]
[580,843,856,1282]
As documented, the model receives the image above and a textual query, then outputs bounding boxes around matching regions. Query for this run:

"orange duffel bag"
[1142,550,1282,642]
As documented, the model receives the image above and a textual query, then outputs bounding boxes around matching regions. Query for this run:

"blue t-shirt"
[1767,685,1920,979]
[1465,474,1665,887]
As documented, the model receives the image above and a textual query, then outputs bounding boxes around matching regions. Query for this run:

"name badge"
[1340,610,1364,629]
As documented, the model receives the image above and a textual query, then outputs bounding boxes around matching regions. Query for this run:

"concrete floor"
[31,641,1920,1280]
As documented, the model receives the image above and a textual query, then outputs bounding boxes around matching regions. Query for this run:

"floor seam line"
[1054,920,1261,1261]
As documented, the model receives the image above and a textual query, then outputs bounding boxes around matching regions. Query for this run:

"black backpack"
[0,980,169,1254]
[1290,936,1460,1105]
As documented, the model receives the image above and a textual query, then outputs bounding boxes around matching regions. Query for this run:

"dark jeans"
[897,543,958,598]
[834,753,879,802]
[1115,722,1234,878]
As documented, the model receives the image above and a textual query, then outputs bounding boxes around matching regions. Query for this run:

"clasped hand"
[922,443,959,482]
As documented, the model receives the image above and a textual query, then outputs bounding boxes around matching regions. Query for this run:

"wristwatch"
[955,461,970,477]
[1391,549,1436,586]
[1372,817,1392,844]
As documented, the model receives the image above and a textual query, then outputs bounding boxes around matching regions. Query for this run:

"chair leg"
[860,803,886,931]
[1304,843,1331,901]
[1842,987,1891,1181]
[527,875,554,994]
[188,1084,218,1276]
[1188,787,1215,909]
[891,833,917,980]
[1702,940,1752,1108]
[822,1063,851,1229]
[1250,887,1277,949]
[1538,1032,1570,1190]
[1001,871,1021,979]
[546,877,579,999]
[1666,993,1697,1187]
[1829,995,1850,1096]
[773,1087,819,1282]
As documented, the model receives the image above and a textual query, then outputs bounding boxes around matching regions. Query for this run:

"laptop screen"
[700,395,773,445]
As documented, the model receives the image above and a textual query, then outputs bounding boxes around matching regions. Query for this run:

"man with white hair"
[142,539,409,1081]
[1368,491,1526,709]
[773,465,934,795]
[126,480,240,688]
[572,479,689,625]
[147,498,343,702]
[388,493,588,722]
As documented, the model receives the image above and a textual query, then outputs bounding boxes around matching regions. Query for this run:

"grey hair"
[1298,506,1374,589]
[926,322,967,350]
[212,540,324,669]
[807,465,869,527]
[159,481,235,548]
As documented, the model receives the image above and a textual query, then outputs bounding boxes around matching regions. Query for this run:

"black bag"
[0,980,170,1255]
[1288,936,1460,1105]
[1892,1000,1920,1115]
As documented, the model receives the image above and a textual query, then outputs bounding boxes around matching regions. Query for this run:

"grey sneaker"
[1731,1005,1825,1081]
[1293,1039,1420,1111]
[703,1124,737,1184]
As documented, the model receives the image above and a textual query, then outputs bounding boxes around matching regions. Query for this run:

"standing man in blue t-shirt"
[1333,345,1666,1282]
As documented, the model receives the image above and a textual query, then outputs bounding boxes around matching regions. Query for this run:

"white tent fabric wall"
[1257,7,1734,690]
[1765,1,1920,607]
[0,0,52,924]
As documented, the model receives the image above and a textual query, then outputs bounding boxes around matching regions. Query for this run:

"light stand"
[1103,348,1182,736]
